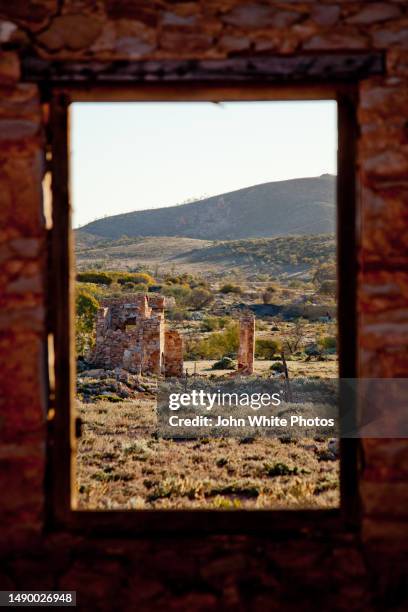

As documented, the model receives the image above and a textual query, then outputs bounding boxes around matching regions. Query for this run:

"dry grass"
[76,396,339,510]
[184,358,338,378]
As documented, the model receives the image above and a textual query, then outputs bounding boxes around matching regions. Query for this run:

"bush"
[94,394,122,403]
[162,284,191,304]
[201,316,219,332]
[313,263,336,285]
[270,362,284,373]
[167,308,189,322]
[255,339,281,359]
[219,283,242,294]
[117,272,155,286]
[187,323,239,360]
[121,282,148,292]
[76,289,99,356]
[318,335,337,350]
[211,356,236,370]
[187,287,214,310]
[318,280,337,296]
[77,271,112,286]
[134,283,148,292]
[262,290,274,304]
[305,344,321,358]
[263,462,301,477]
[255,320,268,331]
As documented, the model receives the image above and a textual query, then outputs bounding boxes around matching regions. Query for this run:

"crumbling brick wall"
[164,329,184,378]
[0,1,407,608]
[91,293,181,376]
[237,314,255,374]
[91,294,164,374]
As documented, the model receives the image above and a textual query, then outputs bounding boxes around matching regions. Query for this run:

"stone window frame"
[36,54,384,533]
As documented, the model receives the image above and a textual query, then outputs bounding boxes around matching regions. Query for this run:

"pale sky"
[71,101,337,228]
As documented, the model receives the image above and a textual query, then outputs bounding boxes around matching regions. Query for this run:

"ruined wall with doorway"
[91,293,182,377]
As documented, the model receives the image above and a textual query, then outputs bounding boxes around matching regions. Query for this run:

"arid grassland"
[75,202,339,510]
[76,396,339,510]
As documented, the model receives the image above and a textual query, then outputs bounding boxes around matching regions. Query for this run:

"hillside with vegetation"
[77,174,335,241]
[176,234,335,276]
[75,232,335,280]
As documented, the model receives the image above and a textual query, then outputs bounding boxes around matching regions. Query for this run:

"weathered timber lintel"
[22,53,384,84]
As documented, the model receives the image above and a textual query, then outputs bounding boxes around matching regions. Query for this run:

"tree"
[76,289,99,356]
[313,263,336,285]
[283,319,306,354]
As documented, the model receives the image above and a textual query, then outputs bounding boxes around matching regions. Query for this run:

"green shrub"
[211,356,236,370]
[188,323,239,360]
[263,462,307,477]
[201,316,231,332]
[167,308,190,321]
[94,394,122,403]
[76,288,99,356]
[262,290,274,304]
[201,316,219,332]
[117,272,155,286]
[120,282,148,292]
[77,271,112,285]
[162,284,191,304]
[187,287,214,310]
[318,280,336,296]
[219,283,242,294]
[270,362,284,373]
[318,335,337,350]
[255,339,281,359]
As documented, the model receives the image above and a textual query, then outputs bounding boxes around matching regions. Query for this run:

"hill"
[175,234,335,276]
[75,233,335,279]
[78,174,335,241]
[75,235,212,270]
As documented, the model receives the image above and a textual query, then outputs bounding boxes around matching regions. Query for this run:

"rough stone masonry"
[0,1,407,608]
[237,314,255,374]
[90,293,183,377]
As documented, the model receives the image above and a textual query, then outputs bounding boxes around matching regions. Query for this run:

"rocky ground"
[75,369,340,510]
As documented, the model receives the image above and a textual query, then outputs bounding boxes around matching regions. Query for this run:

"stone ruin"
[90,294,183,377]
[237,314,255,375]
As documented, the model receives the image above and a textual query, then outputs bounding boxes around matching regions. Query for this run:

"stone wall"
[0,1,407,608]
[164,329,184,378]
[237,314,255,374]
[91,294,180,376]
[91,294,165,374]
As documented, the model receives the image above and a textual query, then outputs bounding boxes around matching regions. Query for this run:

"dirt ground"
[184,358,338,378]
[76,396,339,510]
